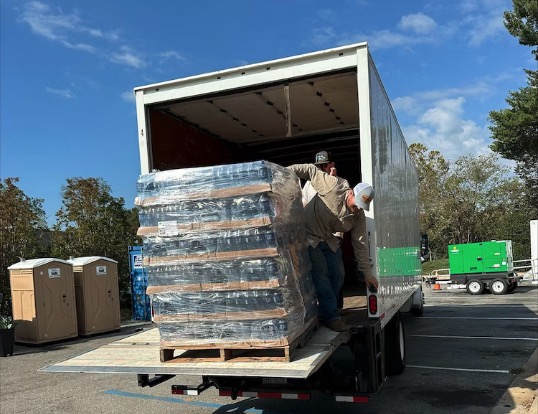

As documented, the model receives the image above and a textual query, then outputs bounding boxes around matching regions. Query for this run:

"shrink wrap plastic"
[136,161,317,346]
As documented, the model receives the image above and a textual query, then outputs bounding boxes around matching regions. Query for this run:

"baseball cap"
[353,182,374,211]
[314,151,331,165]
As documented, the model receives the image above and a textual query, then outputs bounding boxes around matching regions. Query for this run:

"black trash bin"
[0,327,15,357]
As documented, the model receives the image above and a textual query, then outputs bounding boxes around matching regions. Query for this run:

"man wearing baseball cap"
[288,162,377,332]
[302,151,349,313]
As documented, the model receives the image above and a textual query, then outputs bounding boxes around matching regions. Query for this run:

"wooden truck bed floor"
[41,294,366,379]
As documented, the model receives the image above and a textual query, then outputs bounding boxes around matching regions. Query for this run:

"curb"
[491,347,538,414]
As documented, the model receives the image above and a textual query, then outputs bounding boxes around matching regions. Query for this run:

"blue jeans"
[308,241,345,323]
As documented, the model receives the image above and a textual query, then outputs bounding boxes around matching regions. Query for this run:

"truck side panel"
[365,53,421,324]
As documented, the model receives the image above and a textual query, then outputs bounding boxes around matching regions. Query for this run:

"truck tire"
[466,280,484,295]
[490,279,508,295]
[411,301,424,316]
[384,313,406,376]
[411,288,424,316]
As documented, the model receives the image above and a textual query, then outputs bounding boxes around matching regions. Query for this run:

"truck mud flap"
[349,322,384,392]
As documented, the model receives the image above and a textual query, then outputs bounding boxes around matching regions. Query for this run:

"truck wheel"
[411,288,424,316]
[490,279,508,295]
[466,280,484,295]
[384,313,406,376]
[411,305,424,316]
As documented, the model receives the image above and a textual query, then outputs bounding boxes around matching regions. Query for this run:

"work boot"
[326,319,351,332]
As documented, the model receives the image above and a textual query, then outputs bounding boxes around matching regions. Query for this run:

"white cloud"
[392,96,420,116]
[464,9,507,46]
[398,94,492,160]
[419,98,466,135]
[18,1,144,68]
[159,51,185,62]
[19,1,118,42]
[309,26,338,46]
[307,1,510,51]
[121,90,135,103]
[459,0,507,14]
[60,40,96,52]
[365,30,417,49]
[398,13,437,34]
[110,46,145,68]
[393,82,495,120]
[46,87,75,99]
[459,0,479,13]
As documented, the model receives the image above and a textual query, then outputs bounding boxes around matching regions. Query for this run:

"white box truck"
[43,42,424,403]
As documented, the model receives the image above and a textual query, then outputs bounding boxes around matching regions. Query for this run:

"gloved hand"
[365,274,379,291]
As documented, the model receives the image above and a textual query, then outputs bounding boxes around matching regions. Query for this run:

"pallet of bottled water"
[135,161,318,360]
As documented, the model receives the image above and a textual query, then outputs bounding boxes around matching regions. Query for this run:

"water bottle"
[256,194,270,217]
[258,319,279,339]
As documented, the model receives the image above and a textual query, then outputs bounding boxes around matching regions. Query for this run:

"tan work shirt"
[302,176,349,240]
[288,163,372,279]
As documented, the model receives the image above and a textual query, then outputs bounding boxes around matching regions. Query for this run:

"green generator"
[448,241,518,295]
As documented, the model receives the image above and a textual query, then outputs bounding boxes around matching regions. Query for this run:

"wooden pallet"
[160,317,318,363]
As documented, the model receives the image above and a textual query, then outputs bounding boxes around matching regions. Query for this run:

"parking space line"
[418,316,538,320]
[104,390,266,413]
[407,365,510,374]
[409,334,538,341]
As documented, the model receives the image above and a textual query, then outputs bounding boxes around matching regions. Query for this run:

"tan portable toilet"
[8,258,78,344]
[68,256,121,336]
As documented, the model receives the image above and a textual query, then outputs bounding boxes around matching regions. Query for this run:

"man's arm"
[287,164,319,181]
[288,164,342,197]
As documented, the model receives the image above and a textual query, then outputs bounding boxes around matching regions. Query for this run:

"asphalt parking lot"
[1,282,537,414]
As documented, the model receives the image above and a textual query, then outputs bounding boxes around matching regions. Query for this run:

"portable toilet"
[8,258,78,344]
[68,256,121,336]
[128,246,151,321]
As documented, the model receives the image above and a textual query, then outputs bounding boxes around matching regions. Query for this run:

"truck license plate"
[262,377,287,385]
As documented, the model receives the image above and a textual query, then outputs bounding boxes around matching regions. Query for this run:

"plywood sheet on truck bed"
[41,326,348,379]
[41,296,367,379]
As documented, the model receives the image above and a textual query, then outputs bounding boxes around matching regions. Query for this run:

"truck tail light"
[368,294,378,314]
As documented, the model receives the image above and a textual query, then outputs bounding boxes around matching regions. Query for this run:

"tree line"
[409,146,536,260]
[0,177,140,315]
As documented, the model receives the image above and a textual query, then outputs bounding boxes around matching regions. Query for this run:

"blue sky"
[0,0,532,225]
